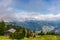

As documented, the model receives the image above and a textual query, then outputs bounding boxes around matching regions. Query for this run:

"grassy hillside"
[0,36,11,40]
[0,35,60,40]
[0,36,17,40]
[22,35,60,40]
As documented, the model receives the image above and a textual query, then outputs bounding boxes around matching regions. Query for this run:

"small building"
[4,28,16,36]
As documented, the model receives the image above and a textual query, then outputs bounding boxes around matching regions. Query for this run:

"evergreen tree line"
[38,30,59,35]
[0,21,35,39]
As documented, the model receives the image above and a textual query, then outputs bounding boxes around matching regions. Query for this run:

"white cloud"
[12,11,60,21]
[0,0,14,22]
[0,0,60,22]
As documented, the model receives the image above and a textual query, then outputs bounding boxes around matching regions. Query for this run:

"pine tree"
[0,21,5,35]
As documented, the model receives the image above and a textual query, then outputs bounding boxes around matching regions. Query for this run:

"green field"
[0,36,11,40]
[22,35,60,40]
[0,35,60,40]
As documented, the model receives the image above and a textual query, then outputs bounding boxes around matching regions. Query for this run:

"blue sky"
[0,0,60,22]
[14,0,60,14]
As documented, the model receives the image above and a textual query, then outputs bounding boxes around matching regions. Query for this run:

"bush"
[38,31,45,35]
[9,29,25,39]
[46,32,58,35]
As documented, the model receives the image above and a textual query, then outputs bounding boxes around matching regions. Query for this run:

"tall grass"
[0,35,60,40]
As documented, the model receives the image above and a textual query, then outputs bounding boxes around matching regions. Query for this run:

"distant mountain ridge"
[5,20,60,34]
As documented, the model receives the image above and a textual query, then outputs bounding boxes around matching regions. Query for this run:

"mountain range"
[6,20,60,34]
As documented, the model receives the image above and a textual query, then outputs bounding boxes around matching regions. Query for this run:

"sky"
[0,0,60,22]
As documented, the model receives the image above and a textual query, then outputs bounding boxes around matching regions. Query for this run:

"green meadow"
[0,35,60,40]
[22,35,60,40]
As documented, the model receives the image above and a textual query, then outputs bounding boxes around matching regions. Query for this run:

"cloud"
[12,11,60,21]
[0,0,60,22]
[0,0,15,22]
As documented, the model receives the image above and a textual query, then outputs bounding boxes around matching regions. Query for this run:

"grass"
[0,36,11,40]
[22,35,60,40]
[0,36,16,40]
[0,35,60,40]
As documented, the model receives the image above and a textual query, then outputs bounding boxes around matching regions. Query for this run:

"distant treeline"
[38,30,59,35]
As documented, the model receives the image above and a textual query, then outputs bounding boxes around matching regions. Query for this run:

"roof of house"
[7,28,16,33]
